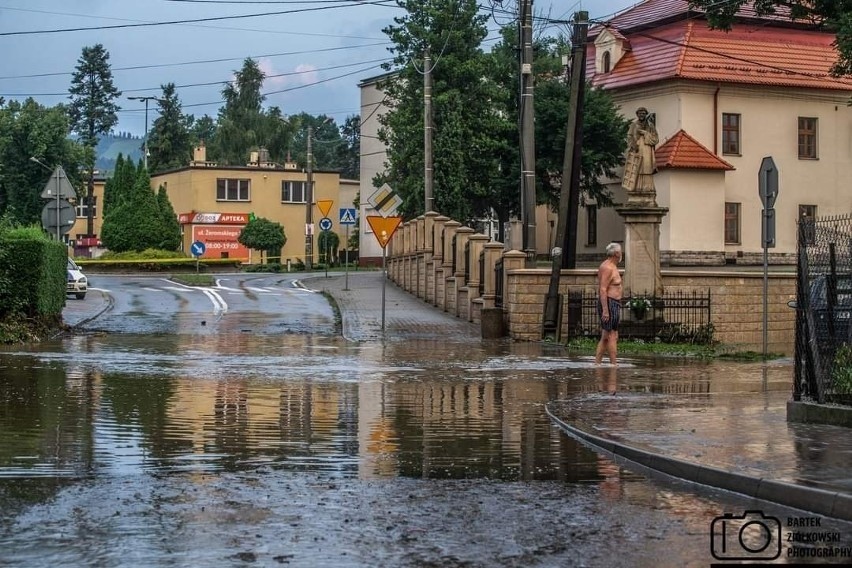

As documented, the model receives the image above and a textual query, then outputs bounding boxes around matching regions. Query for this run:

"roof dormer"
[594,27,631,74]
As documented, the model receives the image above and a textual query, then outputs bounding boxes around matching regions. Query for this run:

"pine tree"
[101,168,161,252]
[68,44,121,237]
[214,59,267,165]
[156,185,181,251]
[147,83,193,173]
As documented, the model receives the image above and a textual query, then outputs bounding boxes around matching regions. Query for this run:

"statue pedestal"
[615,205,668,297]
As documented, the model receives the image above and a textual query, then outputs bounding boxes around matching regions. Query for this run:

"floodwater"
[0,334,849,566]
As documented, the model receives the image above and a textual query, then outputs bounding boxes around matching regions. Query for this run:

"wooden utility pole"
[542,11,589,338]
[424,48,434,213]
[519,0,536,264]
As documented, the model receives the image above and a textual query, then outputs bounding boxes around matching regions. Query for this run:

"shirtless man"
[595,242,623,366]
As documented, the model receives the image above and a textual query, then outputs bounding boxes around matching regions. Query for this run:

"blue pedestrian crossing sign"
[190,241,206,257]
[339,208,357,225]
[319,217,333,231]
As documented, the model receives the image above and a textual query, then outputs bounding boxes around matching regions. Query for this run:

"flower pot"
[631,307,647,320]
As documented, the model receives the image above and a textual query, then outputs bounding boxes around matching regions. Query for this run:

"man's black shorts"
[597,297,621,332]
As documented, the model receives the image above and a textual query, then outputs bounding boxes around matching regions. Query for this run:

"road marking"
[161,278,229,314]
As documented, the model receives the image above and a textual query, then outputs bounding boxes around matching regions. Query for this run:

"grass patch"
[171,274,216,287]
[564,337,784,360]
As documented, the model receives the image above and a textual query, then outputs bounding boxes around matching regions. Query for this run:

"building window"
[602,51,611,73]
[281,181,310,203]
[216,178,250,201]
[586,205,597,246]
[799,204,817,245]
[724,202,740,245]
[798,117,818,159]
[722,113,740,155]
[75,196,97,219]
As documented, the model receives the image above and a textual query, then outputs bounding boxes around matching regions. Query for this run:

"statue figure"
[622,107,659,202]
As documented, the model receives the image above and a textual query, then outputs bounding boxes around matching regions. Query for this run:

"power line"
[0,0,397,36]
[0,5,390,42]
[0,43,388,81]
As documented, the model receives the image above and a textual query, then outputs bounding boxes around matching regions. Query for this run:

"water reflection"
[0,336,784,489]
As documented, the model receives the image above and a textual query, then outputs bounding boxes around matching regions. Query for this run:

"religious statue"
[622,107,659,204]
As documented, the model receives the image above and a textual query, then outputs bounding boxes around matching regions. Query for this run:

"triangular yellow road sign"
[317,199,334,218]
[367,215,402,249]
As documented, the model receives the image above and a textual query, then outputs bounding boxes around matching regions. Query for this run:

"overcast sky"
[0,0,636,136]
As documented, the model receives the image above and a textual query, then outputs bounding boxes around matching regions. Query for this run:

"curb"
[64,289,114,331]
[545,402,852,522]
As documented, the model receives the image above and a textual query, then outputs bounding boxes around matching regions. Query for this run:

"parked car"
[67,258,87,300]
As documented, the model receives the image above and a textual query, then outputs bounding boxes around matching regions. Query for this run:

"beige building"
[68,174,106,257]
[582,0,852,265]
[151,145,355,265]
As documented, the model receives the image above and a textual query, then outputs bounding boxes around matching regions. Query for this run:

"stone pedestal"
[615,205,668,297]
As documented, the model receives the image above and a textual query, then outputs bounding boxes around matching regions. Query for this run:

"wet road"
[1,274,851,566]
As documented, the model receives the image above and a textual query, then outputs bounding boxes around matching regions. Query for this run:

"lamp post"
[127,95,160,170]
[30,156,61,241]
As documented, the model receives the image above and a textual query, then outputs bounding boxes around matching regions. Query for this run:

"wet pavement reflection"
[2,334,851,566]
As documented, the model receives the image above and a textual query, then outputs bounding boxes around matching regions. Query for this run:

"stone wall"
[386,216,797,354]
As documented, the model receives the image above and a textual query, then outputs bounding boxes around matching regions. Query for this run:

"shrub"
[656,322,715,345]
[832,345,852,394]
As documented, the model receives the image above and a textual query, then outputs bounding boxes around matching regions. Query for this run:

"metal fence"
[563,289,713,343]
[794,213,852,404]
[494,258,504,308]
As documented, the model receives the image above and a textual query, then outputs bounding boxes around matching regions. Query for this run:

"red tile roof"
[593,0,797,36]
[655,130,734,170]
[588,20,852,91]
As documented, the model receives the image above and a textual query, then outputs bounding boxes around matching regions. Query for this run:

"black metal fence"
[494,258,504,308]
[794,213,852,404]
[563,289,713,343]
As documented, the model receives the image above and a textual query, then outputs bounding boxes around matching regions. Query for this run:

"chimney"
[249,150,259,165]
[258,147,270,165]
[283,150,298,171]
[193,142,207,164]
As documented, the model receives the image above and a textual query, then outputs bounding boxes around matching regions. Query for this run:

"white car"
[66,258,87,300]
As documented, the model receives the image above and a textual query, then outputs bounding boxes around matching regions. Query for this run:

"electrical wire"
[0,0,397,36]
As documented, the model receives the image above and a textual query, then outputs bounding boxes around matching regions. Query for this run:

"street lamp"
[127,95,161,170]
[30,156,62,241]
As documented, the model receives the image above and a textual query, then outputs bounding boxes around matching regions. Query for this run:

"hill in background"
[92,132,144,173]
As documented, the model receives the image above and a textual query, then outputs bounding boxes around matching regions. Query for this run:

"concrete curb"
[545,402,852,522]
[63,289,114,331]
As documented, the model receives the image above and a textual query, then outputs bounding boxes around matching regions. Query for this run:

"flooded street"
[1,274,851,566]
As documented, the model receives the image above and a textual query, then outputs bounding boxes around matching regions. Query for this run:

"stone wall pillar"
[441,221,461,312]
[615,206,669,297]
[480,242,505,309]
[453,227,475,318]
[429,215,449,306]
[463,234,491,321]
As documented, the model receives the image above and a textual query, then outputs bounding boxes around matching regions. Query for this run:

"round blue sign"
[319,217,333,231]
[190,240,206,257]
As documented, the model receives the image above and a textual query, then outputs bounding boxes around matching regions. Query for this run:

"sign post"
[366,215,403,331]
[758,156,779,358]
[340,208,357,291]
[191,240,206,273]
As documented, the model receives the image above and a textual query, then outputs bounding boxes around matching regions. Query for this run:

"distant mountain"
[95,133,144,173]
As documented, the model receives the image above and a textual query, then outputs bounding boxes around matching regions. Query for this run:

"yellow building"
[152,145,352,265]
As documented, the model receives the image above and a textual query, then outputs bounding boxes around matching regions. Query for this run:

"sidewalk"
[547,389,852,522]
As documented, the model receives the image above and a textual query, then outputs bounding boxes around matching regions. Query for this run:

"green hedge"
[0,230,66,319]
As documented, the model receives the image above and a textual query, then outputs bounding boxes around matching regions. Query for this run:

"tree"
[238,217,286,263]
[213,58,268,165]
[156,185,181,251]
[348,191,360,251]
[318,230,340,265]
[68,44,121,237]
[103,154,138,217]
[287,113,342,170]
[689,1,852,76]
[190,114,217,150]
[0,98,86,226]
[100,168,162,252]
[376,0,500,224]
[336,114,361,179]
[147,84,193,173]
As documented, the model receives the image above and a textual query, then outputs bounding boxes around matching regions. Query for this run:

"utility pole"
[305,125,315,271]
[424,48,434,213]
[128,95,159,170]
[519,0,537,265]
[542,11,589,339]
